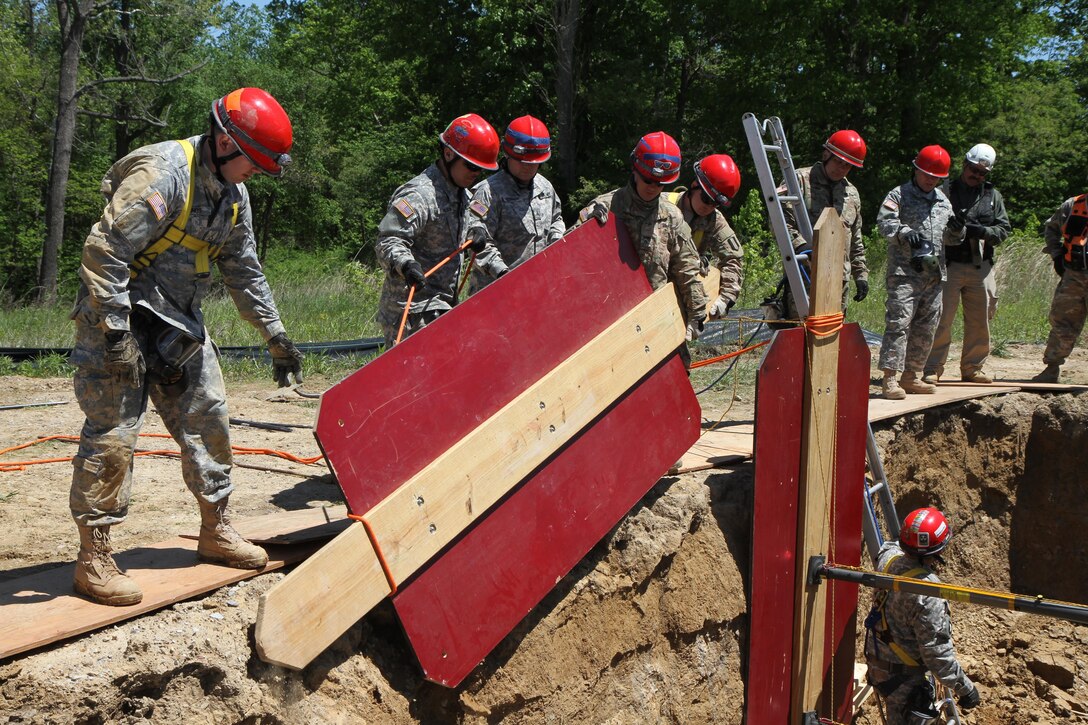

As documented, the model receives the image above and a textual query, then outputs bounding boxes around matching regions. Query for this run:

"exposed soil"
[0,341,1086,724]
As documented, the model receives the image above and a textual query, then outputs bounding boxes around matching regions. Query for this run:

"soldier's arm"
[669,219,709,321]
[778,170,808,251]
[217,192,286,341]
[77,158,180,333]
[984,188,1012,246]
[376,190,427,278]
[467,184,507,279]
[848,204,868,282]
[707,217,743,305]
[913,594,974,696]
[876,188,907,241]
[1042,199,1072,258]
[573,196,610,229]
[547,189,566,245]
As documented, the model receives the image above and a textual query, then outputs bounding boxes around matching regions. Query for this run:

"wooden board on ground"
[0,538,314,662]
[675,423,754,472]
[867,385,1020,421]
[179,505,351,544]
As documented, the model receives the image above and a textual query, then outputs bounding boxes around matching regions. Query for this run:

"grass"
[0,230,1063,380]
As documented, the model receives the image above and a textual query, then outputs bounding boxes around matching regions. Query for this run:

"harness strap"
[870,555,928,668]
[129,140,237,279]
[1061,194,1088,268]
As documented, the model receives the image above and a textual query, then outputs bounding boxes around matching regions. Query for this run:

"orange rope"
[0,433,323,473]
[395,285,416,345]
[394,238,475,346]
[804,311,844,337]
[689,339,770,369]
[349,513,398,595]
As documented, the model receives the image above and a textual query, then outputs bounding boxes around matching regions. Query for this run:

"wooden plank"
[0,538,313,662]
[394,352,699,685]
[745,326,805,723]
[255,522,387,670]
[178,505,351,545]
[792,207,846,721]
[867,385,1020,422]
[364,285,684,585]
[702,266,722,318]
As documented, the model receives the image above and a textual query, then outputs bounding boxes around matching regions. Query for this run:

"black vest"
[945,179,997,264]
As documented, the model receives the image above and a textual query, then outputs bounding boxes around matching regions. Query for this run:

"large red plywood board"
[744,323,869,723]
[315,217,651,516]
[393,354,697,685]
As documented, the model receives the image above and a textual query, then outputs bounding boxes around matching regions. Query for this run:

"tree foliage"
[0,0,1084,305]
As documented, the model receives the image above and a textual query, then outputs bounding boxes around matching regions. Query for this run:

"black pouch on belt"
[134,310,203,390]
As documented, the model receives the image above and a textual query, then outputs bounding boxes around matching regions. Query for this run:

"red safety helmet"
[211,88,293,177]
[694,154,741,208]
[631,131,682,184]
[825,129,866,168]
[899,508,952,557]
[440,113,500,171]
[503,115,551,163]
[914,145,951,178]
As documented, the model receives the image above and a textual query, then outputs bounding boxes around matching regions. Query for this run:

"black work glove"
[1053,255,1065,277]
[853,278,869,302]
[104,331,145,389]
[402,260,426,290]
[902,229,924,249]
[268,333,304,387]
[946,215,965,233]
[699,255,711,276]
[468,236,488,254]
[958,683,980,710]
[965,223,987,240]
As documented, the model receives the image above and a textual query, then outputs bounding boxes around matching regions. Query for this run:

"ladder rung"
[764,144,782,153]
[778,195,800,203]
[867,481,886,496]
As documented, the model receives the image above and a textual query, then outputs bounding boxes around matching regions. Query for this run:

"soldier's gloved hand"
[685,318,705,342]
[709,297,733,319]
[588,204,609,226]
[1053,255,1065,277]
[853,278,869,302]
[104,331,145,389]
[957,683,980,710]
[468,236,488,254]
[966,223,987,240]
[946,215,965,233]
[268,333,304,387]
[402,260,426,290]
[902,229,924,249]
[699,255,711,276]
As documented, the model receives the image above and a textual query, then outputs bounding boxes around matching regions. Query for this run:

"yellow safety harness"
[868,555,928,667]
[666,190,705,250]
[128,139,238,279]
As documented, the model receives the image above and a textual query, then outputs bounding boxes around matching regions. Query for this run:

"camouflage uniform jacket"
[376,163,470,324]
[669,189,743,305]
[877,181,957,281]
[577,184,707,322]
[865,542,974,696]
[941,178,1011,265]
[1043,196,1084,259]
[782,163,868,283]
[70,135,285,365]
[467,168,565,293]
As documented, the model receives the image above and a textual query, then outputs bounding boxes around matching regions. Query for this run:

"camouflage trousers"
[926,260,998,378]
[869,671,936,725]
[1043,268,1088,365]
[878,273,943,373]
[69,319,233,526]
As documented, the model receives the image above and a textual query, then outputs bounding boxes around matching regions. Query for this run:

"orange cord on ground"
[0,433,322,473]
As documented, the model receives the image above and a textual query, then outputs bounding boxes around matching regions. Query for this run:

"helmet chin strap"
[206,120,243,183]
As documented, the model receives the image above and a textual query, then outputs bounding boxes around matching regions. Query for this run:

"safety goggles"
[965,162,990,177]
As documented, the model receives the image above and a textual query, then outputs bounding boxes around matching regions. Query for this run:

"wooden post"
[791,208,847,721]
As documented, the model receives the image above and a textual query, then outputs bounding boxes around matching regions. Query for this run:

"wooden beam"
[255,284,684,670]
[791,207,847,721]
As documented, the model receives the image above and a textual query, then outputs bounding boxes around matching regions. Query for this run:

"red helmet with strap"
[440,113,500,171]
[631,131,681,184]
[694,154,741,208]
[503,115,551,163]
[899,507,951,557]
[914,145,951,178]
[824,129,866,168]
[211,88,293,177]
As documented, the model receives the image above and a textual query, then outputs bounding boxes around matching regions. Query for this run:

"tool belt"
[1067,244,1088,271]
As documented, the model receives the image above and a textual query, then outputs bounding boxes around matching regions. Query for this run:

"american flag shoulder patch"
[146,191,168,221]
[469,199,489,218]
[578,208,591,223]
[393,197,416,220]
[882,198,899,211]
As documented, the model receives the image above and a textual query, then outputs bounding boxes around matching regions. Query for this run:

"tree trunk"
[38,0,94,304]
[552,0,579,195]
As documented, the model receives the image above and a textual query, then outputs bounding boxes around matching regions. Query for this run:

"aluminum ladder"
[742,113,899,560]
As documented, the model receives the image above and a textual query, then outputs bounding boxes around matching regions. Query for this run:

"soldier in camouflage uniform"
[68,88,304,606]
[667,154,744,319]
[925,144,1011,385]
[779,130,870,319]
[876,146,960,400]
[376,113,502,347]
[467,115,565,295]
[865,508,981,723]
[1032,193,1088,382]
[575,131,707,360]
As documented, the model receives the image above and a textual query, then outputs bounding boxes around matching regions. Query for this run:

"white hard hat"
[965,143,996,171]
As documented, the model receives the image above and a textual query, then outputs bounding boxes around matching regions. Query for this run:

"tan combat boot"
[73,525,143,606]
[900,371,937,394]
[921,372,940,385]
[197,498,268,569]
[881,370,906,400]
[1032,364,1061,383]
[962,370,992,384]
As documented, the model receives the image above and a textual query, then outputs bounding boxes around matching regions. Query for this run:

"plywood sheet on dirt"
[675,423,754,472]
[178,506,350,544]
[0,539,314,661]
[867,385,1020,421]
